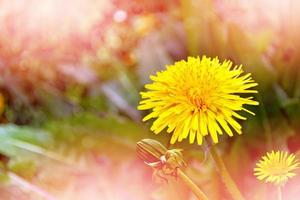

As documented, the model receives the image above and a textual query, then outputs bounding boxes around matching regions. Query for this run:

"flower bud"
[136,139,167,163]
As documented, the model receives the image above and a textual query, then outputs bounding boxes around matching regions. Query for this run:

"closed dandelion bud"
[136,139,167,163]
[136,139,210,200]
[136,139,186,180]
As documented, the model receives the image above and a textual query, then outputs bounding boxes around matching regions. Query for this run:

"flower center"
[268,165,289,176]
[186,87,212,110]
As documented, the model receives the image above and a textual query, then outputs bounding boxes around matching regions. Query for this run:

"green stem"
[257,94,273,150]
[178,169,209,200]
[277,186,282,200]
[209,144,245,200]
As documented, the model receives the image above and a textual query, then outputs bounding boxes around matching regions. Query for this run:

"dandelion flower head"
[254,151,299,186]
[138,56,258,144]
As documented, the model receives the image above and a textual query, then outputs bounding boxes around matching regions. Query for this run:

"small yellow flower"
[254,151,300,186]
[138,56,258,144]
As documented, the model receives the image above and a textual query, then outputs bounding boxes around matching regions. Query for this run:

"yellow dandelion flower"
[254,151,300,186]
[138,56,258,144]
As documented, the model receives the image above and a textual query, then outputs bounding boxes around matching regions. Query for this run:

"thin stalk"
[257,94,273,150]
[208,144,245,200]
[277,186,282,200]
[178,169,209,200]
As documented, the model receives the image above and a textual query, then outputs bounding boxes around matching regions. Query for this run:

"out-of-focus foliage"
[0,0,300,199]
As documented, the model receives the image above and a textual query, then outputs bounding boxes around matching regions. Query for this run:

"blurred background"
[0,0,300,199]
